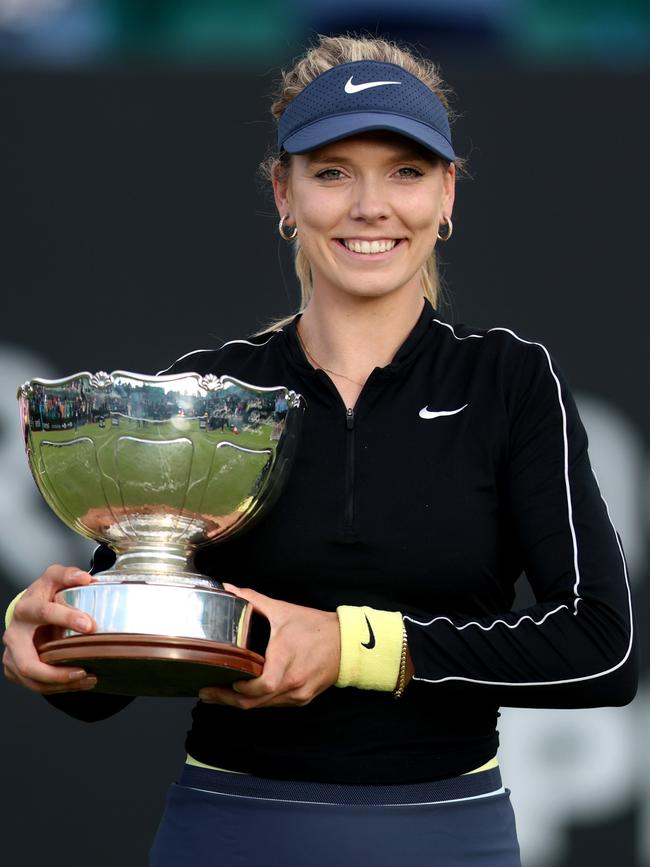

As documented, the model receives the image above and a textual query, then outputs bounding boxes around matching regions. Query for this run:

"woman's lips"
[334,238,404,259]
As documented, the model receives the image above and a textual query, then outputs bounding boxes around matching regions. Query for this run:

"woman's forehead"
[303,130,437,163]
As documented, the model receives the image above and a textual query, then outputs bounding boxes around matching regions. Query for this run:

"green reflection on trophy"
[18,370,303,697]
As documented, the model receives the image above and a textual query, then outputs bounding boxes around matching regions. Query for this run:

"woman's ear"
[272,162,291,218]
[442,161,456,217]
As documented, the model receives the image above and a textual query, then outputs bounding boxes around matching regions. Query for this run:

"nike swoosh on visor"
[344,77,402,94]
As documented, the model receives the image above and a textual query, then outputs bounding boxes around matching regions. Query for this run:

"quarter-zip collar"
[280,296,439,377]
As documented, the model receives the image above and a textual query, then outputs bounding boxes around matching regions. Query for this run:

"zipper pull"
[346,407,354,430]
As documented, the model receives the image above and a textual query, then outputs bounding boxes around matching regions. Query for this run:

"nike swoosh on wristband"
[419,404,468,420]
[344,77,402,94]
[361,615,376,649]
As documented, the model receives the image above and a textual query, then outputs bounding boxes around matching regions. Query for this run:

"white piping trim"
[156,348,214,376]
[409,320,634,688]
[407,604,569,633]
[181,783,506,807]
[219,333,282,349]
[434,318,580,613]
[432,320,483,341]
[156,332,282,376]
[89,543,103,572]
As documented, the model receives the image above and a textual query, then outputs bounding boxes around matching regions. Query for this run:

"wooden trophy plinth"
[39,634,264,698]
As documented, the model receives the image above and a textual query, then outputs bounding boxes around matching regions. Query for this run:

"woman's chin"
[321,278,422,303]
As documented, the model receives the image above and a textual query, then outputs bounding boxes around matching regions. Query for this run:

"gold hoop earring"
[437,215,453,242]
[279,215,298,241]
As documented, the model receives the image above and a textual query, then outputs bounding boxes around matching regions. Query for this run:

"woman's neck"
[296,289,425,402]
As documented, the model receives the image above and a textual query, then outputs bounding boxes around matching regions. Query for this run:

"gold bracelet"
[393,624,409,700]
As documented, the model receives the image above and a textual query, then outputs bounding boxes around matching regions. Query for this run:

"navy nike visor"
[278,60,456,161]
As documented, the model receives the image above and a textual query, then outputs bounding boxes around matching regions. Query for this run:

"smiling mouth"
[337,238,404,254]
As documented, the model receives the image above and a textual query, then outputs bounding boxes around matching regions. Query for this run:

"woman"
[2,35,637,866]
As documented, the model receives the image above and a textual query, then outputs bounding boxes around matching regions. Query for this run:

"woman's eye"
[315,168,344,180]
[396,166,424,178]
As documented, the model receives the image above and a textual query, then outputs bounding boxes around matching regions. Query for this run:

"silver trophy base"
[38,581,264,697]
[57,581,250,644]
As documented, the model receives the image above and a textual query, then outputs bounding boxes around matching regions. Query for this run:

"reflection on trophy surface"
[18,370,303,697]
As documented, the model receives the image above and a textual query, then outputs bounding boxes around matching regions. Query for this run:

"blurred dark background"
[0,1,648,865]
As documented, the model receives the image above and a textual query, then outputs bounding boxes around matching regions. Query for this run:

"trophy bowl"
[18,370,303,697]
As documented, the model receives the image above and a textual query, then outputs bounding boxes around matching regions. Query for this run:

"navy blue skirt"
[149,764,521,866]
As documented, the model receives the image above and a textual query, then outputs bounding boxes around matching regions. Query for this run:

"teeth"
[342,239,398,254]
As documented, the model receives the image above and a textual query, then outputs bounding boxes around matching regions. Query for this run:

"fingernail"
[69,570,88,580]
[68,669,86,680]
[81,677,97,690]
[73,616,90,632]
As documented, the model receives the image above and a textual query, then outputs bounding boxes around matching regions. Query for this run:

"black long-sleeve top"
[47,299,637,783]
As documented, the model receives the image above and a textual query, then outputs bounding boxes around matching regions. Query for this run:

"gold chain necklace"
[295,324,366,388]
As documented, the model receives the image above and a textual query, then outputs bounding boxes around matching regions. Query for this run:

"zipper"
[344,407,355,531]
[312,369,374,537]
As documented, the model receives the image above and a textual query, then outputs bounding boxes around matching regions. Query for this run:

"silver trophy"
[18,370,303,697]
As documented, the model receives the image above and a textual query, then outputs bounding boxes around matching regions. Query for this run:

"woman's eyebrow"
[307,154,350,164]
[308,150,429,165]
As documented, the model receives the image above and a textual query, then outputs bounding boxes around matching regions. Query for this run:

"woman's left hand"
[199,583,341,709]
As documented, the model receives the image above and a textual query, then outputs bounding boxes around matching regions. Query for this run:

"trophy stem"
[95,547,221,591]
[114,547,192,574]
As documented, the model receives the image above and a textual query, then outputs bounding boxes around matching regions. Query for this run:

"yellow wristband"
[4,589,27,630]
[335,606,403,691]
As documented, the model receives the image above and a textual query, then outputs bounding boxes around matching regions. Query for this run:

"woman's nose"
[348,178,391,222]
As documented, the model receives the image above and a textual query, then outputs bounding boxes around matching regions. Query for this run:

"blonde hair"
[258,34,462,332]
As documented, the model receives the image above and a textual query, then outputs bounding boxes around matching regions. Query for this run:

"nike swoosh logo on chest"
[419,404,468,420]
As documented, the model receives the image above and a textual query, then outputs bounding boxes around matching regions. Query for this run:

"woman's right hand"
[2,565,98,695]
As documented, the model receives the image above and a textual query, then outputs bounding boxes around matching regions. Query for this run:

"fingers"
[229,650,293,699]
[198,652,306,709]
[198,595,339,710]
[198,660,282,708]
[222,584,278,620]
[4,637,89,686]
[2,563,98,695]
[198,609,294,708]
[41,564,94,592]
[12,672,97,695]
[198,685,262,709]
[13,564,97,634]
[3,644,97,693]
[14,595,96,634]
[198,683,309,710]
